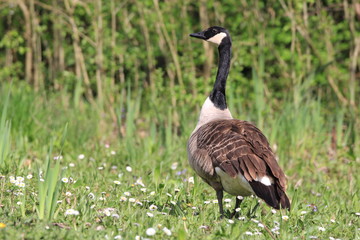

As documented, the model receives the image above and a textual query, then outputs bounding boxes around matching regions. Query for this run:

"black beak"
[189,31,206,40]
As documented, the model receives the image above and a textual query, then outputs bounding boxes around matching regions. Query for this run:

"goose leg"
[216,190,224,218]
[230,197,243,218]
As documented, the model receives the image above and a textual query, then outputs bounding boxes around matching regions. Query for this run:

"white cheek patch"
[207,32,227,45]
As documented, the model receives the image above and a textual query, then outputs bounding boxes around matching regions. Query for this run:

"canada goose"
[187,26,290,217]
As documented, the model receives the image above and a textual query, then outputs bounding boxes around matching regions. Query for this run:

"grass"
[0,82,359,239]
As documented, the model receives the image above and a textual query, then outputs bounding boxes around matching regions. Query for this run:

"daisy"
[64,209,79,216]
[146,228,156,236]
[318,226,325,232]
[61,178,69,183]
[171,162,178,170]
[149,205,158,211]
[163,227,172,236]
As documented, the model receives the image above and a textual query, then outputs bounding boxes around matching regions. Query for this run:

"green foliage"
[37,125,67,221]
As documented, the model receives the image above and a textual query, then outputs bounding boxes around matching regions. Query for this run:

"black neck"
[209,40,231,110]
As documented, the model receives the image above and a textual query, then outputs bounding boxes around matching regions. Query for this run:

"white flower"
[78,154,85,159]
[114,235,121,239]
[124,192,131,196]
[228,219,234,224]
[254,231,262,235]
[86,186,90,190]
[54,155,63,160]
[15,182,25,187]
[40,178,44,182]
[225,204,231,208]
[135,178,145,187]
[149,205,158,211]
[146,212,154,217]
[111,151,116,155]
[112,213,120,219]
[245,231,253,235]
[212,199,218,204]
[224,198,232,203]
[26,174,33,179]
[64,209,79,216]
[235,208,241,212]
[171,162,178,170]
[282,215,289,221]
[238,217,245,220]
[301,211,307,215]
[163,227,172,236]
[103,209,111,216]
[174,188,180,192]
[69,163,75,167]
[62,178,69,183]
[355,212,360,216]
[170,201,176,205]
[204,201,210,204]
[98,166,104,170]
[129,198,136,203]
[271,209,277,214]
[114,181,121,185]
[140,188,147,192]
[126,166,132,172]
[65,192,72,196]
[146,228,156,236]
[318,226,326,232]
[166,193,172,197]
[188,177,194,184]
[17,201,22,205]
[16,177,24,182]
[150,191,155,196]
[237,196,244,200]
[258,223,265,228]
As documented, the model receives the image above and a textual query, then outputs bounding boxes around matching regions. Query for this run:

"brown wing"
[196,119,290,210]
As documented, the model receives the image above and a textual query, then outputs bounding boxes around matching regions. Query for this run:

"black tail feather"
[249,181,290,210]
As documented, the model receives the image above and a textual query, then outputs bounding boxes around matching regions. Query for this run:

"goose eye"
[212,29,218,34]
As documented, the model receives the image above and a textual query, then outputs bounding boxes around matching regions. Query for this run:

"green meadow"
[0,1,359,239]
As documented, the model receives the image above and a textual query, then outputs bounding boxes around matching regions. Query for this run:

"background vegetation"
[0,0,359,239]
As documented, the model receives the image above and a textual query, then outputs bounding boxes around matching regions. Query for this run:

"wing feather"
[194,119,290,209]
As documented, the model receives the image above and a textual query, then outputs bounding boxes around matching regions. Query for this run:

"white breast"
[192,97,233,134]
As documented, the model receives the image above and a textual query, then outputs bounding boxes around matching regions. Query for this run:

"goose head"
[190,26,231,46]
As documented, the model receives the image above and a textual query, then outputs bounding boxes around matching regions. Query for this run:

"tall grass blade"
[0,88,11,167]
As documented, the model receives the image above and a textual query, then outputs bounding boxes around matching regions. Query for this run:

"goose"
[187,26,290,218]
